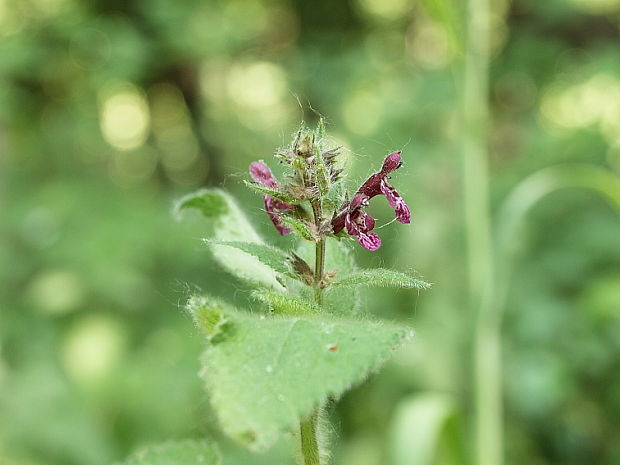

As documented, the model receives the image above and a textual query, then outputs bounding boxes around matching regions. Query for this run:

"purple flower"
[332,151,410,250]
[249,161,294,235]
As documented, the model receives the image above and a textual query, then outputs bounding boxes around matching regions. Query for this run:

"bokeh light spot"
[407,17,451,69]
[27,269,85,315]
[62,315,125,385]
[568,0,620,14]
[0,0,25,35]
[222,0,269,40]
[99,82,150,151]
[227,61,286,108]
[356,0,411,21]
[540,73,620,142]
[226,61,291,129]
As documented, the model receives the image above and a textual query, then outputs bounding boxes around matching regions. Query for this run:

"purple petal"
[344,208,382,250]
[357,173,383,198]
[250,161,279,188]
[357,231,381,251]
[363,212,375,230]
[380,151,402,174]
[331,211,346,234]
[345,208,374,236]
[357,152,403,198]
[350,193,370,209]
[380,178,411,224]
[344,209,355,235]
[250,161,294,234]
[265,196,293,235]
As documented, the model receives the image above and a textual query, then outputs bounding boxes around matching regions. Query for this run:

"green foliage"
[279,216,318,241]
[177,190,228,218]
[190,299,412,451]
[204,240,297,280]
[331,269,432,290]
[116,440,220,465]
[243,181,299,205]
[186,295,233,343]
[176,189,283,290]
[251,290,320,315]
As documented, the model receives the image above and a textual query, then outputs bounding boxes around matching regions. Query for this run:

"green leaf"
[116,439,221,465]
[176,189,283,290]
[186,295,234,343]
[251,290,319,315]
[279,216,317,241]
[205,240,297,280]
[243,180,298,205]
[176,190,228,218]
[330,269,431,290]
[200,308,412,451]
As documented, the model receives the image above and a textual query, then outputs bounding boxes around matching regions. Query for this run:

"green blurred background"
[2,0,620,464]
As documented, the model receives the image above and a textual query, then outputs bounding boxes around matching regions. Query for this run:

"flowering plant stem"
[300,200,325,465]
[173,120,429,465]
[312,200,326,306]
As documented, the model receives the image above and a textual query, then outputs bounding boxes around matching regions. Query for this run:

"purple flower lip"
[250,161,279,189]
[380,151,403,174]
[249,161,294,235]
[332,151,411,250]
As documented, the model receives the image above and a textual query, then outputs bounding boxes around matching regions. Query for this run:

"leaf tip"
[186,295,234,343]
[174,188,229,220]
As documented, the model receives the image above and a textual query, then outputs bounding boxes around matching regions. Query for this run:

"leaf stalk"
[300,410,321,465]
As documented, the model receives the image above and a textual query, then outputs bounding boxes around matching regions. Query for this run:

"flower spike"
[332,151,411,250]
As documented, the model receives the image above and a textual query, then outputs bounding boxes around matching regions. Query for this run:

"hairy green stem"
[311,200,326,306]
[298,199,327,465]
[300,410,321,465]
[314,237,326,305]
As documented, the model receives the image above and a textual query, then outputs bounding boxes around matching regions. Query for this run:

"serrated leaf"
[243,181,297,204]
[279,216,317,241]
[330,269,431,290]
[200,309,412,451]
[205,240,297,280]
[176,189,283,290]
[252,290,319,315]
[116,439,221,465]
